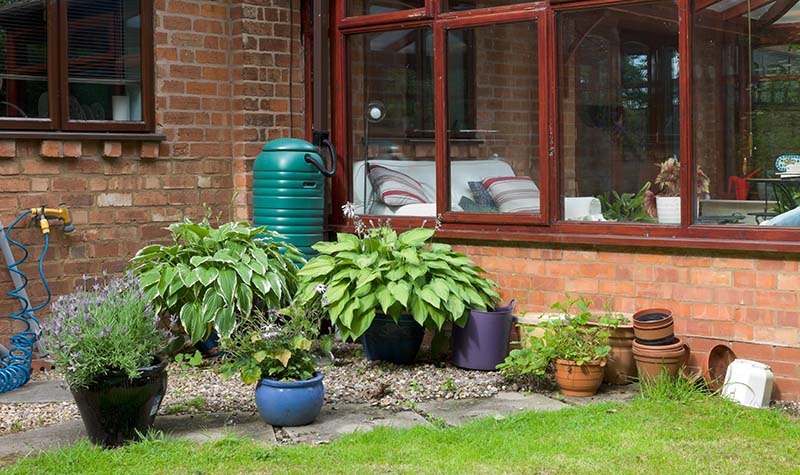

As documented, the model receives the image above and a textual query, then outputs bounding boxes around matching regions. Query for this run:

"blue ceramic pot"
[254,372,324,427]
[362,314,424,364]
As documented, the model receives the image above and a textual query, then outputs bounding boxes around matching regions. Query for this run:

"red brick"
[140,142,160,159]
[102,141,122,159]
[40,140,62,158]
[0,140,16,158]
[64,141,83,158]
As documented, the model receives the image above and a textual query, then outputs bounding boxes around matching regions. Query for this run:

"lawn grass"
[2,396,798,475]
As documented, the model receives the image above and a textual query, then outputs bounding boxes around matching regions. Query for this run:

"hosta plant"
[130,219,303,344]
[295,204,500,341]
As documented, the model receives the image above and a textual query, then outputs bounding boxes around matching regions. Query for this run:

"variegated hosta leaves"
[296,225,499,341]
[131,219,304,344]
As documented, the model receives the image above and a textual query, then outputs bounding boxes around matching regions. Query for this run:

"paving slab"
[560,383,639,406]
[281,403,426,444]
[418,391,569,426]
[152,413,277,444]
[0,380,72,404]
[0,412,275,464]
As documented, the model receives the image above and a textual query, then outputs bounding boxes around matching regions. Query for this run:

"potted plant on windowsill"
[647,156,710,224]
[40,273,174,447]
[497,295,611,397]
[220,292,329,427]
[130,218,304,349]
[296,203,499,364]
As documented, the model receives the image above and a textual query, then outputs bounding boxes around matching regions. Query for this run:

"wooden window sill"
[0,131,166,141]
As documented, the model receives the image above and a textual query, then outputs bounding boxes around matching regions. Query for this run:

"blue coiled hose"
[0,210,51,393]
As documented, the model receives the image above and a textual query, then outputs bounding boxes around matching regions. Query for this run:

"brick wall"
[451,242,800,400]
[0,0,303,348]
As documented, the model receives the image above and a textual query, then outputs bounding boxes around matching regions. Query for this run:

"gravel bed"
[4,343,797,437]
[0,343,507,436]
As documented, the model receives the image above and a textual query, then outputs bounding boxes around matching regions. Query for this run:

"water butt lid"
[261,138,318,153]
[703,344,736,390]
[734,359,771,370]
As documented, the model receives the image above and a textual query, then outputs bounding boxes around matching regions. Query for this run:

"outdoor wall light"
[363,100,386,213]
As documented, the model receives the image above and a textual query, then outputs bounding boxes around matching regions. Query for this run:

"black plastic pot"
[70,358,168,447]
[362,314,424,364]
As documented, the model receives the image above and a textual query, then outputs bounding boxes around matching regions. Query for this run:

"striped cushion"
[482,176,540,213]
[368,164,430,207]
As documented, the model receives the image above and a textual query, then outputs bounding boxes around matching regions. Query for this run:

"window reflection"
[694,1,800,226]
[558,2,679,223]
[348,28,436,216]
[347,0,424,17]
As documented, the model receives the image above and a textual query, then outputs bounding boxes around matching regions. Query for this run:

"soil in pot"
[255,372,324,427]
[554,359,605,397]
[362,314,424,364]
[70,358,168,447]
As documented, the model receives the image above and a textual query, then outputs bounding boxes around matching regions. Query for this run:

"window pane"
[347,0,425,17]
[67,0,142,122]
[443,0,532,12]
[0,0,48,119]
[558,2,679,223]
[694,1,800,227]
[348,28,436,216]
[448,21,540,215]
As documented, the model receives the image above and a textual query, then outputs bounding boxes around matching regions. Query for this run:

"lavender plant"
[41,273,172,388]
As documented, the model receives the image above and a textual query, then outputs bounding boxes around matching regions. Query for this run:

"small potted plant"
[648,156,711,224]
[497,295,611,397]
[130,218,304,347]
[296,203,499,364]
[220,292,328,427]
[40,273,173,446]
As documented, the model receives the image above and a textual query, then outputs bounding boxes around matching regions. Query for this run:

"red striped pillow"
[368,164,430,207]
[482,176,540,213]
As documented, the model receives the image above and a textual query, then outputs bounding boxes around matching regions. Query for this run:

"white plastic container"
[721,359,775,408]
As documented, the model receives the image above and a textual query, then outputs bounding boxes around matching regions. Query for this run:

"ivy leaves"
[297,225,499,341]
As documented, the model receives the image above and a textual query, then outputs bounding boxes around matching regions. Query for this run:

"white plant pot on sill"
[656,196,681,224]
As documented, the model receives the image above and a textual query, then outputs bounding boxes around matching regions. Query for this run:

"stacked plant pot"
[631,308,689,379]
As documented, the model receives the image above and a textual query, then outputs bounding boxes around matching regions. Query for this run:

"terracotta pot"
[588,321,636,385]
[554,359,606,397]
[632,337,690,380]
[632,308,674,345]
[606,325,636,385]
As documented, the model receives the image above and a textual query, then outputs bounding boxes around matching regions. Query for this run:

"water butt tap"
[30,205,74,234]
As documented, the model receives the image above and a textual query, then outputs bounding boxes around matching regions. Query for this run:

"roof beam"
[723,0,775,20]
[695,0,727,11]
[757,0,800,26]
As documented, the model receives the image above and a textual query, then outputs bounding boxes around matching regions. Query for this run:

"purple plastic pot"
[451,300,515,371]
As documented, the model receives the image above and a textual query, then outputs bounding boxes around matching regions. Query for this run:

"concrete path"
[0,383,637,466]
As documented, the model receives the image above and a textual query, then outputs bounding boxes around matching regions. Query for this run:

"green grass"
[2,396,799,475]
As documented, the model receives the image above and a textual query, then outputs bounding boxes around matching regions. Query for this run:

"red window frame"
[328,0,800,253]
[0,0,155,132]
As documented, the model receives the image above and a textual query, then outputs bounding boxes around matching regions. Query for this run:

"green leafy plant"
[597,182,656,222]
[654,156,711,198]
[220,291,328,384]
[497,295,611,379]
[130,219,304,344]
[173,350,203,370]
[41,273,172,388]
[295,204,499,341]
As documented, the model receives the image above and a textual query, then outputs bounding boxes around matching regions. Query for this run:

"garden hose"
[0,210,52,394]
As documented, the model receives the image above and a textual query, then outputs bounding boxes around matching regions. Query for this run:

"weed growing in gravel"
[162,397,207,415]
[409,380,422,393]
[440,378,457,393]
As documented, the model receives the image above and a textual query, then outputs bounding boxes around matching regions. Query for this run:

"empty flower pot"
[632,308,674,345]
[632,337,689,380]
